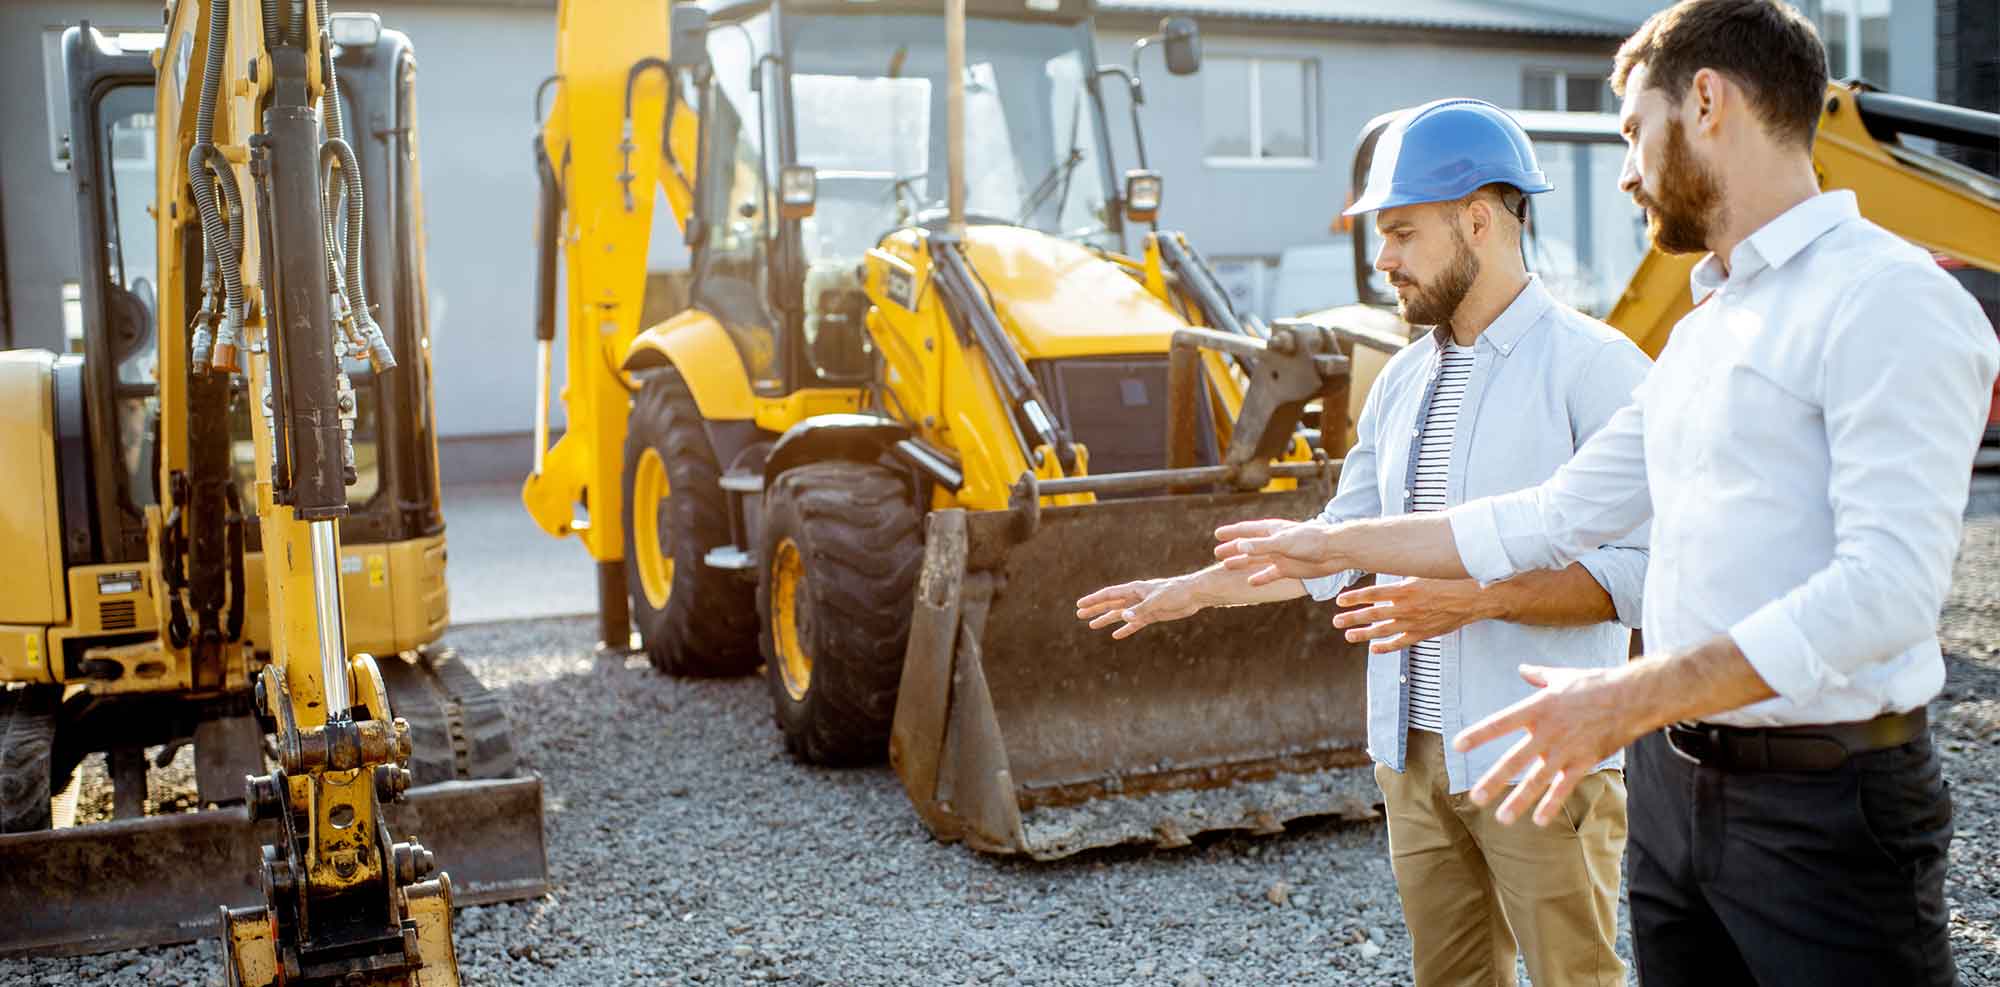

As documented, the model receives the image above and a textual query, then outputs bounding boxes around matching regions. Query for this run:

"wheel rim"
[770,537,811,701]
[631,447,674,609]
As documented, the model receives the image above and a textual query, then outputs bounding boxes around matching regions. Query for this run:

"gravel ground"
[7,512,1997,987]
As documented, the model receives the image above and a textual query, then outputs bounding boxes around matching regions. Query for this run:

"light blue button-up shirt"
[1305,275,1652,792]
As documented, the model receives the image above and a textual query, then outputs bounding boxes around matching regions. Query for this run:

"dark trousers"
[1626,728,1956,987]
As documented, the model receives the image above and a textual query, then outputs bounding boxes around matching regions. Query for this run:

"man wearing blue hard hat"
[1081,97,1650,985]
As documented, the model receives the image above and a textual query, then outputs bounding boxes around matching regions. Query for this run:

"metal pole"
[309,520,352,715]
[532,339,552,475]
[945,0,966,239]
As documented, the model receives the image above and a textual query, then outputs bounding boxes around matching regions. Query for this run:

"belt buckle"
[1664,722,1722,767]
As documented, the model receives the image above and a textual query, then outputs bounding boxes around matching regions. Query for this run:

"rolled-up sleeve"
[1301,367,1388,602]
[1728,264,1999,704]
[1450,340,1656,588]
[1568,339,1653,627]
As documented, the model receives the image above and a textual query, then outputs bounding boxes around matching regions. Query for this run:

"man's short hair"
[1611,0,1828,147]
[1442,183,1528,225]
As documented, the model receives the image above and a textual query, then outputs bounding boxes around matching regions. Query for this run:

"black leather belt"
[1663,707,1928,772]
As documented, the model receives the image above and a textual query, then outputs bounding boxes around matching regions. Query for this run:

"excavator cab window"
[88,84,162,516]
[82,81,387,550]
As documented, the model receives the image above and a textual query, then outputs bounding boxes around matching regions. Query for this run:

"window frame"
[1201,55,1319,170]
[1520,67,1613,113]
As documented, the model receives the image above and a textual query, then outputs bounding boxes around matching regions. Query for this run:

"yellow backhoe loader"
[526,0,1377,858]
[0,9,544,975]
[1310,82,2000,451]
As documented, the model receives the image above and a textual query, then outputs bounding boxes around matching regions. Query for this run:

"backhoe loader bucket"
[0,776,546,957]
[890,481,1378,860]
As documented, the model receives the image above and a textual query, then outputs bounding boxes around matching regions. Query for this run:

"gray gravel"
[7,511,1997,987]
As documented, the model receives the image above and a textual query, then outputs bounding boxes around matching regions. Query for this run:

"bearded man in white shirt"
[1211,1,2000,984]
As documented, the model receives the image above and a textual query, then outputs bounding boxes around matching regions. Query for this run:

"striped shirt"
[1406,343,1474,732]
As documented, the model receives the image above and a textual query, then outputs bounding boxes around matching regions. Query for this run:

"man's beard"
[1632,117,1722,255]
[1394,225,1480,329]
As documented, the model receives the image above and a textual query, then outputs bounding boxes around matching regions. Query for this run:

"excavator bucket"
[0,776,546,958]
[0,651,547,958]
[890,481,1378,860]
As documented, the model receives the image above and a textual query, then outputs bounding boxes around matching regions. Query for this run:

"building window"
[1812,0,1892,84]
[1203,57,1317,165]
[1522,69,1613,112]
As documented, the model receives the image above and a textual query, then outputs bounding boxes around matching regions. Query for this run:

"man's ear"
[1689,67,1725,135]
[1464,197,1493,246]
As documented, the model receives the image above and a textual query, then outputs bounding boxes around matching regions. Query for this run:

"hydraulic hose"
[316,1,395,371]
[202,145,247,369]
[186,0,242,374]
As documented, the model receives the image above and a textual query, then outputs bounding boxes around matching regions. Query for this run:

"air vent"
[99,599,138,631]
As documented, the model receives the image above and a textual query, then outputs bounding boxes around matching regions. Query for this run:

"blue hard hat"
[1344,98,1554,216]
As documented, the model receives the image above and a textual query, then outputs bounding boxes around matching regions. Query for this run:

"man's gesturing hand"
[1075,578,1201,639]
[1452,665,1648,826]
[1213,519,1346,584]
[1333,579,1489,654]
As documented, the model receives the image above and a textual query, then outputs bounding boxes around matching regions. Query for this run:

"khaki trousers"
[1376,729,1628,987]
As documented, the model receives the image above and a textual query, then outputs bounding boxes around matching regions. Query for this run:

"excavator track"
[376,649,520,785]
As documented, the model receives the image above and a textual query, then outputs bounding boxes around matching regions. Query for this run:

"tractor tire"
[622,370,760,677]
[0,685,58,833]
[757,461,923,766]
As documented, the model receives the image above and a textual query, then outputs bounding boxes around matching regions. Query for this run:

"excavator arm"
[142,1,456,982]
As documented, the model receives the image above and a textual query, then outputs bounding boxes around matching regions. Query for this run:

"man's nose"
[1374,241,1396,274]
[1618,145,1641,196]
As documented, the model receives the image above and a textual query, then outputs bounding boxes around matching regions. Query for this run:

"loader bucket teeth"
[891,483,1378,860]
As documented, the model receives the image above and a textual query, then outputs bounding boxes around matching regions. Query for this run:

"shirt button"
[1399,676,1408,684]
[1410,428,1420,439]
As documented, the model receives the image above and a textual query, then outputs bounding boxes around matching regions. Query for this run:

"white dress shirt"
[1449,191,2000,728]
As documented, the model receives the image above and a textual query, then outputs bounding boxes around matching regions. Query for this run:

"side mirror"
[1161,18,1200,76]
[1123,169,1162,224]
[779,165,817,220]
[670,5,711,75]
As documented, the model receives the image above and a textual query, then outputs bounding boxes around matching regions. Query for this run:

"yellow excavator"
[526,0,1375,858]
[1311,82,2000,447]
[0,7,544,977]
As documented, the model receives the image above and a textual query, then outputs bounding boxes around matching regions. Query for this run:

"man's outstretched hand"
[1453,665,1646,826]
[1075,578,1201,639]
[1214,519,1346,584]
[1333,578,1489,654]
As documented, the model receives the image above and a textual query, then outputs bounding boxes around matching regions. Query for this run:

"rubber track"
[378,652,520,783]
[0,687,57,833]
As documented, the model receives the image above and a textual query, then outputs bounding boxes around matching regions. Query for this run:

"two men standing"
[1085,0,1999,984]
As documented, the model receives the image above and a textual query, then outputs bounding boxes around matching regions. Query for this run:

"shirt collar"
[1688,190,1860,304]
[1429,274,1552,357]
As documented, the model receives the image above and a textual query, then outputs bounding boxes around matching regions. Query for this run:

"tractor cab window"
[693,15,781,389]
[781,14,1115,383]
[785,14,1113,254]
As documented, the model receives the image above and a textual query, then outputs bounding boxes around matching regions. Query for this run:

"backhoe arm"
[523,0,701,571]
[1610,81,2000,357]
